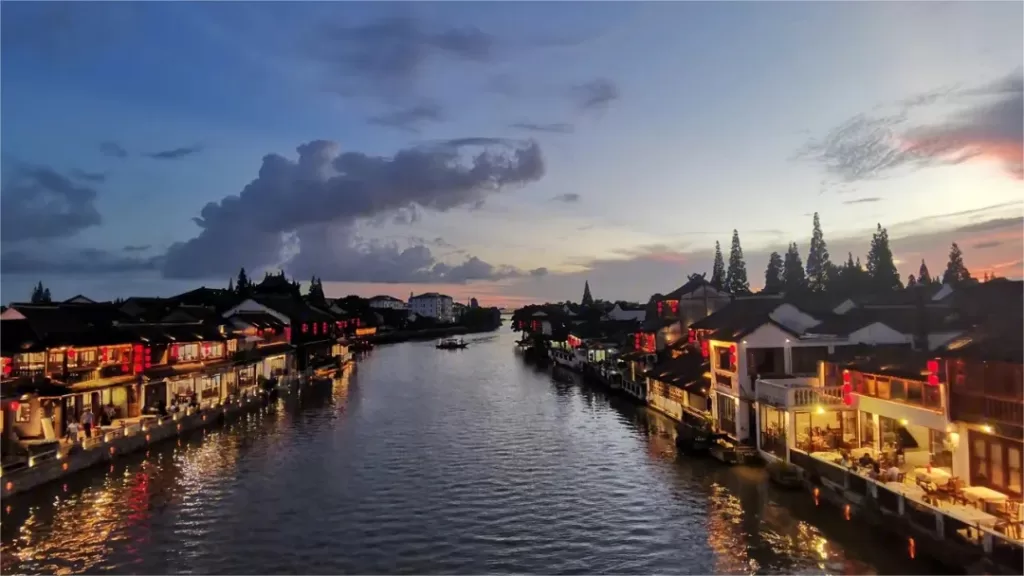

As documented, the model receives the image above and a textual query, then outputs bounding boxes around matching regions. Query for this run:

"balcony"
[757,377,846,409]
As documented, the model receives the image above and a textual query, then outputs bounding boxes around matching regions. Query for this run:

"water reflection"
[3,338,949,575]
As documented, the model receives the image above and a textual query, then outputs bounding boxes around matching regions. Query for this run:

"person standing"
[81,408,94,439]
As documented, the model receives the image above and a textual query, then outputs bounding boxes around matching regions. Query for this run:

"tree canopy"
[763,251,784,294]
[710,241,725,290]
[782,243,806,293]
[942,242,972,285]
[724,230,749,294]
[866,224,901,291]
[30,281,52,303]
[806,212,832,292]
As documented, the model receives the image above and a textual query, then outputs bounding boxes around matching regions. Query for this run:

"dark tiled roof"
[118,323,226,344]
[938,321,1023,363]
[228,312,286,329]
[254,295,333,323]
[1,320,44,355]
[8,303,135,348]
[810,306,966,336]
[168,287,240,311]
[689,297,801,341]
[644,348,708,387]
[855,285,948,307]
[411,292,451,300]
[665,277,713,299]
[782,291,852,314]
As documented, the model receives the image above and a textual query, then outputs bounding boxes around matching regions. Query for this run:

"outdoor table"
[963,485,1007,506]
[914,467,951,485]
[943,502,1000,529]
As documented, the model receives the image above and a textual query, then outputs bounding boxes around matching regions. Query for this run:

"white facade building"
[368,295,407,310]
[408,292,454,322]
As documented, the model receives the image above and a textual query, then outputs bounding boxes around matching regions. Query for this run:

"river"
[1,328,948,575]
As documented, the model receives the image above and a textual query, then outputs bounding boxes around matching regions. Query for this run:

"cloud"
[799,68,1023,181]
[510,122,575,134]
[842,197,882,205]
[123,244,151,253]
[146,145,204,160]
[1,247,160,275]
[313,16,494,101]
[99,141,128,159]
[973,240,1002,250]
[552,193,581,203]
[161,137,544,279]
[529,267,549,277]
[285,223,525,284]
[71,169,107,183]
[571,78,619,111]
[955,216,1023,234]
[367,101,444,132]
[0,164,102,242]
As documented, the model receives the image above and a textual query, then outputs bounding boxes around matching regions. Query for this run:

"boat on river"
[436,337,468,350]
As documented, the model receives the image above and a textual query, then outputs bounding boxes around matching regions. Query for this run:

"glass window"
[842,411,858,445]
[860,412,875,448]
[890,379,906,401]
[876,377,891,400]
[906,380,923,403]
[1008,446,1022,495]
[991,446,1005,487]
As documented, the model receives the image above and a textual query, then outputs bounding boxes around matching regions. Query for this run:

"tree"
[307,276,326,304]
[724,230,749,294]
[782,243,806,292]
[866,223,901,291]
[907,274,917,287]
[806,212,832,292]
[918,259,933,285]
[710,241,726,290]
[236,268,251,295]
[227,278,234,292]
[942,242,972,285]
[30,281,52,303]
[581,281,594,306]
[763,252,784,294]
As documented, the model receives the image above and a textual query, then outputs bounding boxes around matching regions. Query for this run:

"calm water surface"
[1,329,947,574]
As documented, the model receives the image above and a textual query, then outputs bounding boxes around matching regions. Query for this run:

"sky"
[1,1,1021,308]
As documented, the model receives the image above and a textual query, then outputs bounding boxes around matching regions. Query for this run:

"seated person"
[886,463,902,482]
[858,452,873,467]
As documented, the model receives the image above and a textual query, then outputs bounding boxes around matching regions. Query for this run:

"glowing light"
[5,481,12,491]
[109,447,115,455]
[62,463,68,471]
[981,424,994,434]
[145,434,151,442]
[844,504,851,521]
[815,405,825,415]
[899,419,909,426]
[908,537,916,559]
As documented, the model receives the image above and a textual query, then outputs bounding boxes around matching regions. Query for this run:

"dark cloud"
[798,69,1023,181]
[162,137,544,279]
[843,197,882,205]
[314,16,494,101]
[1,247,160,275]
[510,122,575,134]
[123,244,151,253]
[99,141,128,159]
[1,2,136,67]
[529,267,549,277]
[955,216,1023,234]
[0,164,102,242]
[973,240,1002,250]
[71,169,107,183]
[367,101,444,132]
[571,78,619,111]
[552,193,581,203]
[285,224,525,284]
[146,145,204,160]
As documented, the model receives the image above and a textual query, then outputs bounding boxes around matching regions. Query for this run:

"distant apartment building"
[409,292,454,322]
[368,295,407,310]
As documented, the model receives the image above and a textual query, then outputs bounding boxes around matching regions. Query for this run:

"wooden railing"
[757,379,845,408]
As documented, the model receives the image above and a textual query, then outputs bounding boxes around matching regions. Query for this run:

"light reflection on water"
[2,338,944,575]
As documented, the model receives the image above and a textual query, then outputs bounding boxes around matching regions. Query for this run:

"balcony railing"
[950,391,1024,427]
[757,378,846,409]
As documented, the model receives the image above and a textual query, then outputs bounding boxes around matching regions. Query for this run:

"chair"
[996,499,1022,540]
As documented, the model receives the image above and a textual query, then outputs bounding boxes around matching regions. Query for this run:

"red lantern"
[285,327,292,341]
[668,300,679,314]
[302,323,308,333]
[10,400,20,413]
[171,344,180,360]
[842,370,853,405]
[657,302,663,316]
[688,329,696,344]
[67,348,76,359]
[313,323,318,335]
[132,344,144,374]
[322,322,327,333]
[1,357,11,377]
[100,347,109,362]
[926,359,940,386]
[700,340,709,358]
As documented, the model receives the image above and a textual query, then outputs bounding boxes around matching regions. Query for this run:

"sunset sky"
[2,2,1021,307]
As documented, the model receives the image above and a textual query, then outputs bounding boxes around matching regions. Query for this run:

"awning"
[2,376,73,399]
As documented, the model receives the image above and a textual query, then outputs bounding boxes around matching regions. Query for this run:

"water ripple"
[1,332,949,575]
